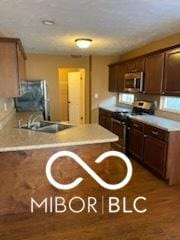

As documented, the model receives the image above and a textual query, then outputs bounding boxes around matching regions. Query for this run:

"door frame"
[59,67,88,123]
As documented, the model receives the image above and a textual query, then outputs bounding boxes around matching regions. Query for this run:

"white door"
[68,72,85,124]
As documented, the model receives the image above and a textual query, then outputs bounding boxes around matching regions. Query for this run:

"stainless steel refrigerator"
[14,80,50,120]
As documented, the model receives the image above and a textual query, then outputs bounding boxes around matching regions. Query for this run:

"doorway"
[59,68,85,124]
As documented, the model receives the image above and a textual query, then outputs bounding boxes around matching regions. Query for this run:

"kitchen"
[0,1,180,240]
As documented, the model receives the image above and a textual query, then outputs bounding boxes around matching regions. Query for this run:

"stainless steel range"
[111,101,155,152]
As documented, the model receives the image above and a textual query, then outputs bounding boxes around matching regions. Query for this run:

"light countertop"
[0,112,118,152]
[99,104,180,132]
[99,104,131,113]
[129,115,180,132]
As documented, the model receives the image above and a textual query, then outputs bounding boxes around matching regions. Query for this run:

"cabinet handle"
[152,131,158,135]
[133,123,139,128]
[144,134,147,138]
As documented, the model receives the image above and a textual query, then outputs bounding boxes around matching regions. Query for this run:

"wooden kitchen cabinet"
[126,126,144,162]
[144,135,167,177]
[127,57,145,72]
[99,113,106,128]
[109,44,180,96]
[127,119,169,179]
[108,63,127,92]
[17,43,26,83]
[144,53,164,94]
[0,38,26,97]
[99,108,113,131]
[108,65,117,92]
[163,48,180,95]
[117,63,127,92]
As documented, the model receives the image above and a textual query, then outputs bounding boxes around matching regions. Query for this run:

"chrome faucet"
[27,114,42,128]
[27,114,34,128]
[18,119,23,128]
[31,114,42,123]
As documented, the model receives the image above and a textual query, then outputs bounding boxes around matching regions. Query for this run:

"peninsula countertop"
[0,112,118,152]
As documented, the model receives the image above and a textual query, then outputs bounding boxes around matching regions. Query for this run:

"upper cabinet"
[0,38,26,97]
[108,63,127,92]
[109,45,180,96]
[144,53,164,94]
[163,48,180,95]
[126,57,145,73]
[117,63,127,92]
[108,65,117,92]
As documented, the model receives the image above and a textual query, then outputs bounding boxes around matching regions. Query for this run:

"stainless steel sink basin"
[20,121,72,133]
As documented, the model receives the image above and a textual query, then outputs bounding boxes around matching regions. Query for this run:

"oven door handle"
[112,118,125,125]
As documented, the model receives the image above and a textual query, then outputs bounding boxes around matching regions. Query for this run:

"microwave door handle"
[139,73,143,92]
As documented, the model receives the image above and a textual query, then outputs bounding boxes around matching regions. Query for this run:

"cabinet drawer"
[129,120,144,132]
[144,125,169,142]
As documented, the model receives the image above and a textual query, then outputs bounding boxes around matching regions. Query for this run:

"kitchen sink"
[19,121,72,133]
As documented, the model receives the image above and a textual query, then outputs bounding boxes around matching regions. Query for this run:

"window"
[160,96,180,113]
[119,93,134,105]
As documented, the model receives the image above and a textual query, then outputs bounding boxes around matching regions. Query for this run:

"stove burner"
[113,103,154,122]
[113,112,130,122]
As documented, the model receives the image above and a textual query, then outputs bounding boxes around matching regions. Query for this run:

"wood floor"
[0,160,180,240]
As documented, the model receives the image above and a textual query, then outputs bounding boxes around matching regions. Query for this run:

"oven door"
[111,118,126,152]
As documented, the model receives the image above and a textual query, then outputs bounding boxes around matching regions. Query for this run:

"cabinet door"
[108,65,117,92]
[135,57,145,72]
[99,108,112,130]
[17,44,26,82]
[144,136,167,177]
[145,53,164,94]
[164,48,180,95]
[0,42,19,97]
[105,116,111,131]
[99,114,106,128]
[126,127,144,161]
[127,57,145,72]
[127,60,136,72]
[117,63,127,92]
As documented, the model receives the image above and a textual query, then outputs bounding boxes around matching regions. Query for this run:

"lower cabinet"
[126,127,144,162]
[127,120,168,178]
[144,136,167,177]
[99,112,180,185]
[99,108,113,131]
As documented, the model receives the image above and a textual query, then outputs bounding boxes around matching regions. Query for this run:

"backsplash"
[0,98,15,123]
[117,94,180,122]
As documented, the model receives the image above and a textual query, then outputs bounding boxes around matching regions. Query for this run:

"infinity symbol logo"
[46,151,133,190]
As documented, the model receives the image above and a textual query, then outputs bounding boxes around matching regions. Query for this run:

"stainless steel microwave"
[124,72,144,93]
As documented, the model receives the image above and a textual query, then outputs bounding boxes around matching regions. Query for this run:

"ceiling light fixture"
[75,38,92,49]
[42,20,55,25]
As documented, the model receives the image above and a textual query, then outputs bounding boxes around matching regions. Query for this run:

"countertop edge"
[0,137,118,153]
[129,116,180,132]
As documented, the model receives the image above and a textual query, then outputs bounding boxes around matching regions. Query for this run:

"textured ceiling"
[0,0,180,55]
